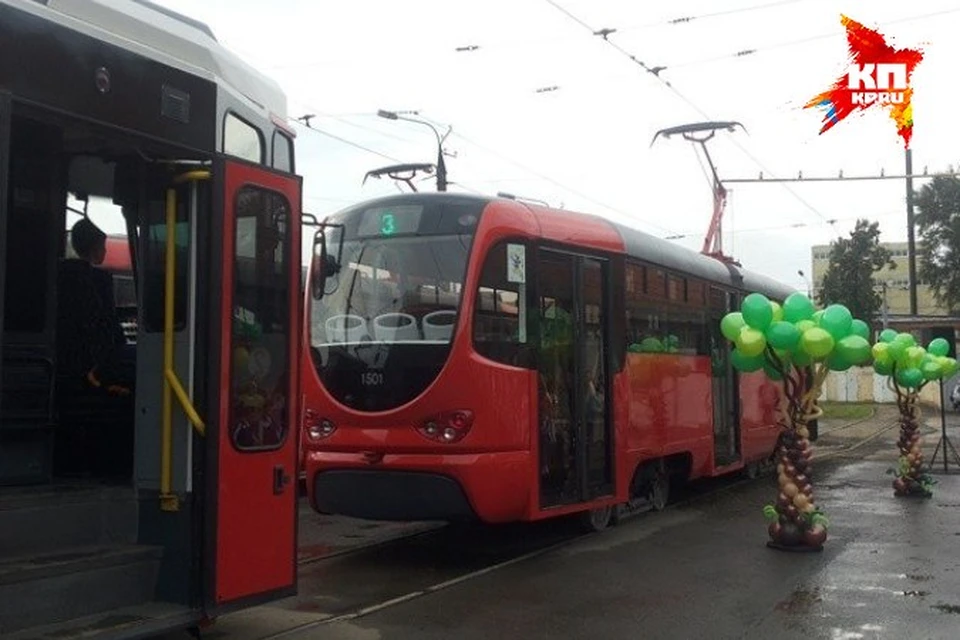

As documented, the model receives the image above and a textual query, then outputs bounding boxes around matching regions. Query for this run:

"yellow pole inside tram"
[160,187,178,512]
[159,169,211,513]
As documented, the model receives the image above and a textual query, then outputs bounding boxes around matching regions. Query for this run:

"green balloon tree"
[721,292,872,552]
[872,332,958,498]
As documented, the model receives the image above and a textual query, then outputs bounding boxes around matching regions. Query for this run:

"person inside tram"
[56,217,134,478]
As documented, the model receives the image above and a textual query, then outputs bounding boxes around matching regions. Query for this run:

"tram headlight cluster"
[417,410,474,444]
[304,409,336,441]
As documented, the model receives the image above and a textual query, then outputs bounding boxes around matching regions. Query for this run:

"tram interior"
[0,110,199,634]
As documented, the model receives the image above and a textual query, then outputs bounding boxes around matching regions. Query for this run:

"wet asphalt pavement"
[173,410,960,639]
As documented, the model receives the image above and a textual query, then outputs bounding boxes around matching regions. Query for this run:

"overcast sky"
[150,0,960,291]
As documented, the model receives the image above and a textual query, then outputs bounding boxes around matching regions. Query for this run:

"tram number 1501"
[361,371,385,386]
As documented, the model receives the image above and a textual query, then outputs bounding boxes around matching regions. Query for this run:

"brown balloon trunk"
[765,353,829,551]
[891,381,933,498]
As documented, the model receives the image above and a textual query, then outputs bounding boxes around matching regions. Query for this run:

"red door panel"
[213,160,302,606]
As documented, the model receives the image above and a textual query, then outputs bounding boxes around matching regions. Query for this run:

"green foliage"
[916,176,960,313]
[817,219,894,326]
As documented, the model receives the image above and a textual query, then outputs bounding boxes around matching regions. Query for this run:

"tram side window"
[272,131,294,173]
[230,187,291,452]
[473,241,530,366]
[224,112,263,164]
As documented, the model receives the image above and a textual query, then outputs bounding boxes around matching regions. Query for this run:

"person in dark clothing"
[56,218,134,479]
[57,218,130,392]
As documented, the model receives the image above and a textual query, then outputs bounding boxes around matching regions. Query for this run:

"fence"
[817,367,960,408]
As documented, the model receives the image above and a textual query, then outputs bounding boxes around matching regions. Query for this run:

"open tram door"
[710,287,741,468]
[204,158,302,612]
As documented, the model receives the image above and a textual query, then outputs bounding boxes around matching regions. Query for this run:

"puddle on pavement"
[776,587,823,614]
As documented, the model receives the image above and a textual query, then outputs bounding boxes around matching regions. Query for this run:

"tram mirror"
[311,228,328,300]
[311,223,343,300]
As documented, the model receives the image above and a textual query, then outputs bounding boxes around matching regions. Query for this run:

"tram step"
[0,544,162,635]
[0,483,137,556]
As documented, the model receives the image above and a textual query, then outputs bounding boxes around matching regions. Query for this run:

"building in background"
[811,241,943,316]
[810,241,960,353]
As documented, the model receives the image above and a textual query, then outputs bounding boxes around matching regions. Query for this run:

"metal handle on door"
[273,465,291,495]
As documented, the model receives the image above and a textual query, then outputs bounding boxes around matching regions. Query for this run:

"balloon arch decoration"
[720,292,872,551]
[871,331,957,498]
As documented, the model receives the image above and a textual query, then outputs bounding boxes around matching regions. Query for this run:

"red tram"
[302,193,793,530]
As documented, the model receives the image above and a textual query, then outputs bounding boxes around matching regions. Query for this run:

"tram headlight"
[417,410,474,444]
[305,410,336,441]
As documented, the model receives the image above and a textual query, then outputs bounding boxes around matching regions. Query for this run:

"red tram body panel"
[302,193,789,525]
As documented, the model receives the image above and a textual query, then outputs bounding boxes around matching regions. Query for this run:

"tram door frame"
[536,246,615,509]
[0,92,9,415]
[203,156,303,613]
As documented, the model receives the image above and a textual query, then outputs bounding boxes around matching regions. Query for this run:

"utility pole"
[905,148,918,316]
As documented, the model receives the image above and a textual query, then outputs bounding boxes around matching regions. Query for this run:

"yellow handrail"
[160,169,211,512]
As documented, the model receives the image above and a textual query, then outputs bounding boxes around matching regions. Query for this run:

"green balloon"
[737,326,767,357]
[782,292,815,323]
[879,329,898,343]
[947,357,960,376]
[770,301,784,323]
[928,337,951,357]
[730,348,764,373]
[720,312,746,342]
[872,341,891,364]
[795,319,816,334]
[904,346,925,369]
[850,319,870,340]
[791,348,812,367]
[836,335,871,365]
[874,358,893,375]
[897,367,924,389]
[800,327,835,360]
[887,340,907,362]
[922,358,943,381]
[813,310,825,325]
[766,321,801,351]
[895,333,916,348]
[819,304,853,340]
[828,351,853,372]
[639,337,663,353]
[741,293,774,331]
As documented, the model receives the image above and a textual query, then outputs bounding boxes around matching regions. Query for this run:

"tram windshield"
[309,197,482,411]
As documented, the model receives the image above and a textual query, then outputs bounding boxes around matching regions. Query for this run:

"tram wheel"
[579,505,613,532]
[647,470,670,511]
[744,461,761,479]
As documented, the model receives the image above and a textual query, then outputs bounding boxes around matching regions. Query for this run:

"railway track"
[183,419,900,640]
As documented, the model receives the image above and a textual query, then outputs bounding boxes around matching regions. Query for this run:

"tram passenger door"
[0,93,9,418]
[206,159,302,609]
[710,290,741,467]
[537,249,613,508]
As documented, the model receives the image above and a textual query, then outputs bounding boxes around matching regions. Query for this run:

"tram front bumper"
[307,450,532,523]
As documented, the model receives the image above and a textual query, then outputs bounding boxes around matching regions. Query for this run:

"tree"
[916,176,960,313]
[818,219,893,326]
